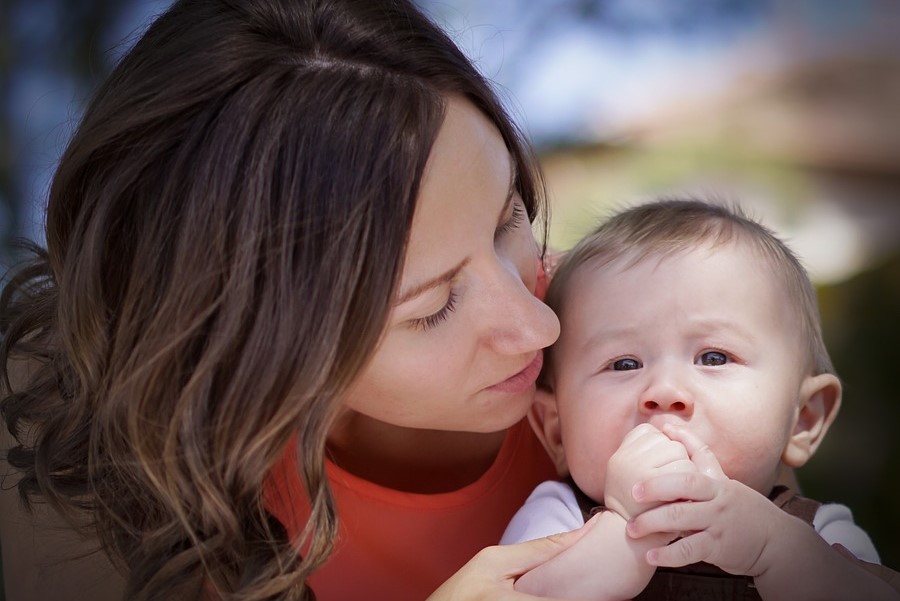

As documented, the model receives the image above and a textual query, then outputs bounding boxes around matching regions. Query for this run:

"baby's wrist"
[605,490,659,521]
[602,495,634,521]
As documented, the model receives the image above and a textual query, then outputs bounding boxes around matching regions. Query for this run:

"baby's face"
[551,242,809,502]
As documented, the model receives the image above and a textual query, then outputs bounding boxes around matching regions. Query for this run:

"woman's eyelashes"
[410,289,459,331]
[409,194,527,333]
[494,198,525,237]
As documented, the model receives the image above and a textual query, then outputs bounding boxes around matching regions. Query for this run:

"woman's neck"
[326,411,509,494]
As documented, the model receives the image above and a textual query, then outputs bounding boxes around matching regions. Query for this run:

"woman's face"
[339,96,560,433]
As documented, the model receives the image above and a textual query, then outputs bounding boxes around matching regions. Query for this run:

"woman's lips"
[488,351,544,394]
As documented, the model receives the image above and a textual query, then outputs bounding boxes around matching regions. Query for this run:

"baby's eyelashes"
[697,350,727,366]
[612,357,642,371]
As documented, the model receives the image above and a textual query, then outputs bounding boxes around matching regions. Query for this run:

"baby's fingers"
[626,497,710,539]
[646,531,714,568]
[661,425,726,479]
[632,471,717,507]
[619,422,662,448]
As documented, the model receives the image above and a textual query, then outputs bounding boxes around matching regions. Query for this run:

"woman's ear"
[782,373,842,468]
[528,388,569,477]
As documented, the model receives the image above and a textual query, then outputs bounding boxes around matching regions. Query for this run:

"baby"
[504,199,891,600]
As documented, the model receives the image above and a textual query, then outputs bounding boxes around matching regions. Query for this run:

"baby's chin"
[571,478,604,505]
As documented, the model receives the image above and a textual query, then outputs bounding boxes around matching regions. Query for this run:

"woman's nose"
[482,263,560,355]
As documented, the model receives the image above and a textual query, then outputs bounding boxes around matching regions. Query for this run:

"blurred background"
[1,0,898,592]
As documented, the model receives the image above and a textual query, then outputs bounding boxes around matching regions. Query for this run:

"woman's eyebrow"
[396,158,517,307]
[395,258,471,305]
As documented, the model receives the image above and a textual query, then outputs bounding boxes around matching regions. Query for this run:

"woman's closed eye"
[409,191,524,333]
[494,198,525,237]
[409,289,459,331]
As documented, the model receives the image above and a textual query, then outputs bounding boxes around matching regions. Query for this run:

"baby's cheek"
[567,448,610,503]
[715,443,783,494]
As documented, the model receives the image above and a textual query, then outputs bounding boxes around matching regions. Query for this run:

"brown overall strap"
[632,486,820,600]
[566,476,605,520]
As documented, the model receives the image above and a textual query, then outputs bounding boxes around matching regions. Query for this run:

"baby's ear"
[528,388,569,477]
[782,373,842,468]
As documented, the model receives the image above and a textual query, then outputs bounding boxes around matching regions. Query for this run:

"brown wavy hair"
[0,0,547,599]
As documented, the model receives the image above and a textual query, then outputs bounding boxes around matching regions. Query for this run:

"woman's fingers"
[496,526,591,576]
[427,528,591,601]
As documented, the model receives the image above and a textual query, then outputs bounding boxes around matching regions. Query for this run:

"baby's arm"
[514,424,692,600]
[833,544,900,595]
[627,425,900,601]
[515,509,668,600]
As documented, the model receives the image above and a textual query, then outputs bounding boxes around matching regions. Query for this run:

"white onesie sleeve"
[814,502,880,563]
[500,480,586,545]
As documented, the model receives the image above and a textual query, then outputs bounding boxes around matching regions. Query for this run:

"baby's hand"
[604,423,696,520]
[626,424,782,577]
[628,429,900,601]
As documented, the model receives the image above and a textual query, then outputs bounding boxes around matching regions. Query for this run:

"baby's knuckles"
[604,428,658,518]
[695,478,783,577]
[605,424,693,519]
[604,451,637,517]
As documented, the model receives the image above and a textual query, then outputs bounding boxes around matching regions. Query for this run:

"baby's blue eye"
[612,358,642,371]
[699,351,727,366]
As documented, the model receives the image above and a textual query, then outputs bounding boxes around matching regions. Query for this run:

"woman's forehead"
[399,97,513,287]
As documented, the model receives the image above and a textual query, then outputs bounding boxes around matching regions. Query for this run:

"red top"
[265,418,556,601]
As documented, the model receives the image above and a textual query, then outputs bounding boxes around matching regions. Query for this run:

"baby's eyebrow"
[579,326,638,352]
[684,318,757,340]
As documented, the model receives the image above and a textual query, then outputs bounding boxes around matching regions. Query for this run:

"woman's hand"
[427,527,589,601]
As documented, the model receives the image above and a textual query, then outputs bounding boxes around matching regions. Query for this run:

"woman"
[0,0,582,599]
